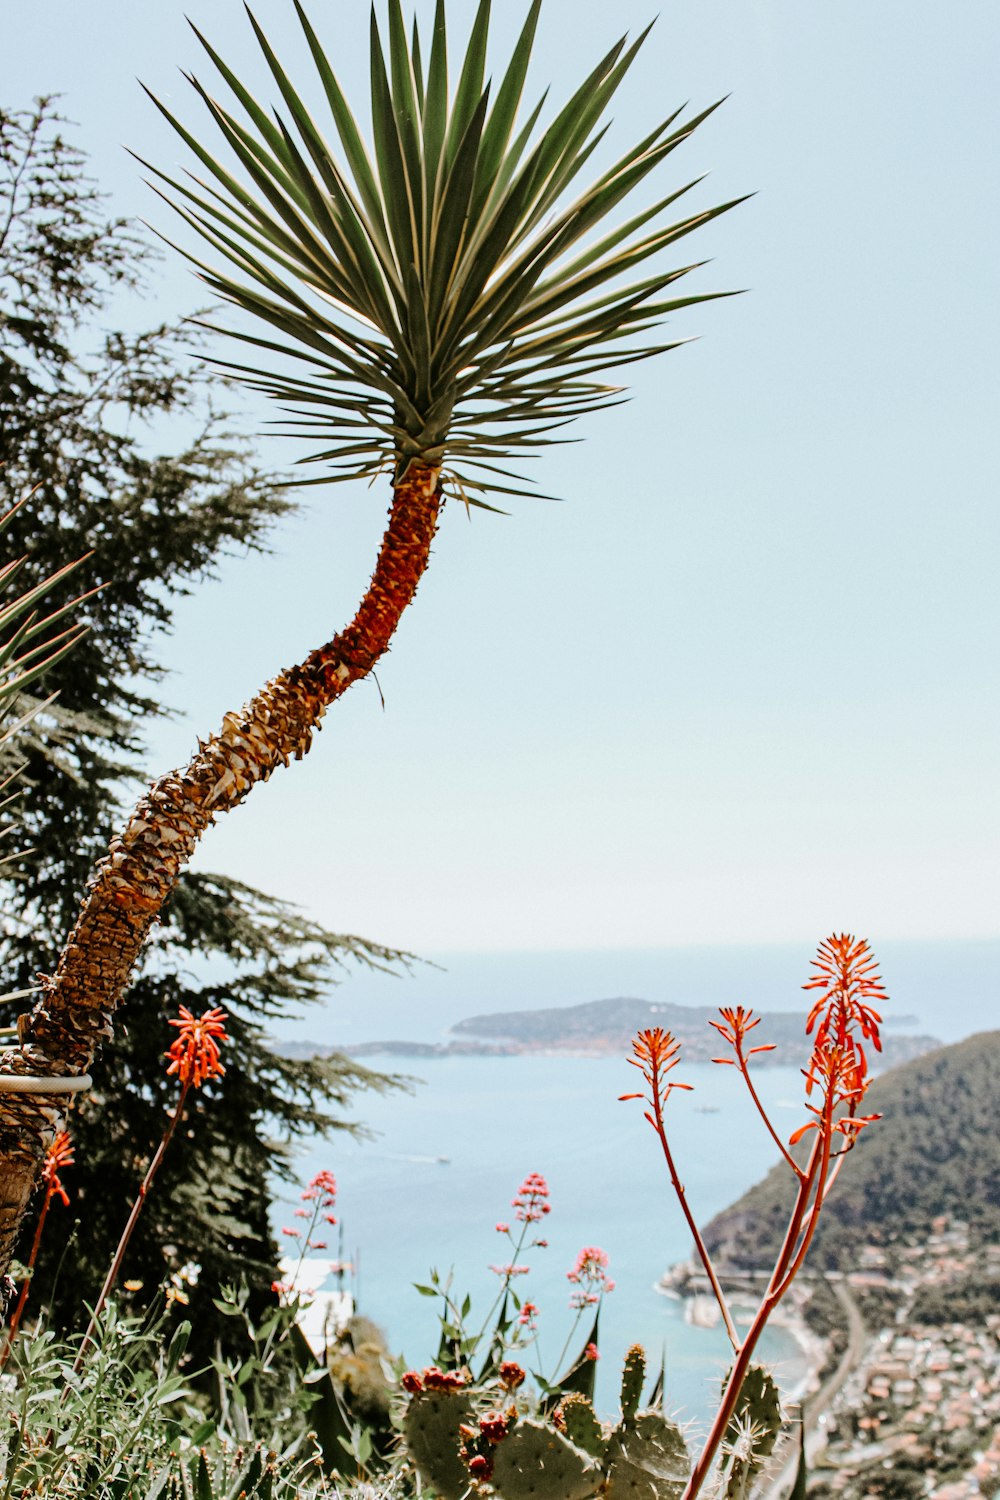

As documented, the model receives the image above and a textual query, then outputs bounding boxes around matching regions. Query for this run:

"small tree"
[0,101,409,1350]
[0,1,742,1271]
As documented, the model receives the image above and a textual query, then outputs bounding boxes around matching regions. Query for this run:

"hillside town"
[801,1219,1000,1498]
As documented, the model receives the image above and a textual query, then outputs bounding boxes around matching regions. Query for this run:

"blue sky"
[3,1,998,955]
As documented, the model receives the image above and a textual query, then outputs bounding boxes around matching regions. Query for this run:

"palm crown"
[144,0,742,504]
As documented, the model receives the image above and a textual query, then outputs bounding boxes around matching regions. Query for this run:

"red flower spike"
[165,1005,228,1088]
[41,1130,74,1208]
[622,1028,694,1115]
[790,936,888,1149]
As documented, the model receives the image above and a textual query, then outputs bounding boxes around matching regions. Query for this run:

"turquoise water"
[272,941,998,1432]
[279,1055,815,1435]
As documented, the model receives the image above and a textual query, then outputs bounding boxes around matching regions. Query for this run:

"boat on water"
[685,1294,722,1329]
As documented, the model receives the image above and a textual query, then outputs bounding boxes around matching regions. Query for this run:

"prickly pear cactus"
[560,1393,606,1459]
[619,1343,647,1425]
[403,1387,474,1500]
[604,1409,690,1500]
[491,1417,602,1500]
[720,1365,782,1499]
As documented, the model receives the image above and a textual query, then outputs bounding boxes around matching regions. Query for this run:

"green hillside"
[703,1031,1000,1270]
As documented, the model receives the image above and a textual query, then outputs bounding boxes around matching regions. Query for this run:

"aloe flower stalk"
[623,933,886,1499]
[73,1006,228,1371]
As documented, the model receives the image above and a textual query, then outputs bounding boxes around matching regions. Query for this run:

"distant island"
[277,995,938,1070]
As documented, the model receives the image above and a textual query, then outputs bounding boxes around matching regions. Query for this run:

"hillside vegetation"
[703,1031,1000,1269]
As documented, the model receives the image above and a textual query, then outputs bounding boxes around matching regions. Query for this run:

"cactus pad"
[619,1344,647,1425]
[604,1409,690,1500]
[721,1365,782,1498]
[491,1417,602,1500]
[403,1388,474,1500]
[561,1394,606,1459]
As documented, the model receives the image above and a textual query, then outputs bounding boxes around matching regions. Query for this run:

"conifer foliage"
[0,100,406,1357]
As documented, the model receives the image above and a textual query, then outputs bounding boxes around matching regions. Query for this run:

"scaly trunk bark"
[0,464,441,1278]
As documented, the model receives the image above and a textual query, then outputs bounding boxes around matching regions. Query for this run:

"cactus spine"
[604,1410,690,1500]
[720,1365,783,1499]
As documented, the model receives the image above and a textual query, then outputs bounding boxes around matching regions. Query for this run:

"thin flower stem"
[0,1184,52,1366]
[551,1303,588,1379]
[736,1051,803,1177]
[476,1218,532,1348]
[648,1103,740,1353]
[772,1108,835,1302]
[681,1136,823,1500]
[73,1079,191,1374]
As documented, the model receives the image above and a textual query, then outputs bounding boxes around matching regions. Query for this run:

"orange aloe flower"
[793,935,886,1145]
[40,1130,75,1208]
[804,933,884,1074]
[709,1005,777,1065]
[620,1027,693,1113]
[165,1005,228,1088]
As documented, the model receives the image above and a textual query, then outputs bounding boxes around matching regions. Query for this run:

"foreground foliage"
[0,98,409,1361]
[1,1310,394,1499]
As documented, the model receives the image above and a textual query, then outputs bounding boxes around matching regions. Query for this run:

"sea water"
[280,1056,815,1433]
[271,940,998,1432]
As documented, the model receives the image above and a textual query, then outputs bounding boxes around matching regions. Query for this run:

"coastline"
[656,1260,827,1407]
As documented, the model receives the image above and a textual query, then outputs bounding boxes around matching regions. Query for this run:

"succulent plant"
[619,1343,647,1426]
[560,1393,606,1460]
[719,1365,783,1499]
[604,1409,690,1500]
[491,1417,602,1500]
[403,1385,475,1500]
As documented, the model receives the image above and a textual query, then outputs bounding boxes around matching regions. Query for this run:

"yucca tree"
[0,0,742,1270]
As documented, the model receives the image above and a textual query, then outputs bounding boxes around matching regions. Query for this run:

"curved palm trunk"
[0,463,441,1276]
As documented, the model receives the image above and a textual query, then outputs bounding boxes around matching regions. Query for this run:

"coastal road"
[767,1278,867,1497]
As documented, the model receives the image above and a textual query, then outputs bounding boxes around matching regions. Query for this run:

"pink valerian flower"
[567,1246,614,1309]
[495,1222,510,1234]
[490,1263,530,1278]
[583,1342,600,1361]
[518,1300,539,1329]
[281,1226,301,1238]
[302,1169,338,1209]
[512,1172,551,1223]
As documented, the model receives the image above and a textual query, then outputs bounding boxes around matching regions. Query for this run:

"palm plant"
[0,0,742,1272]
